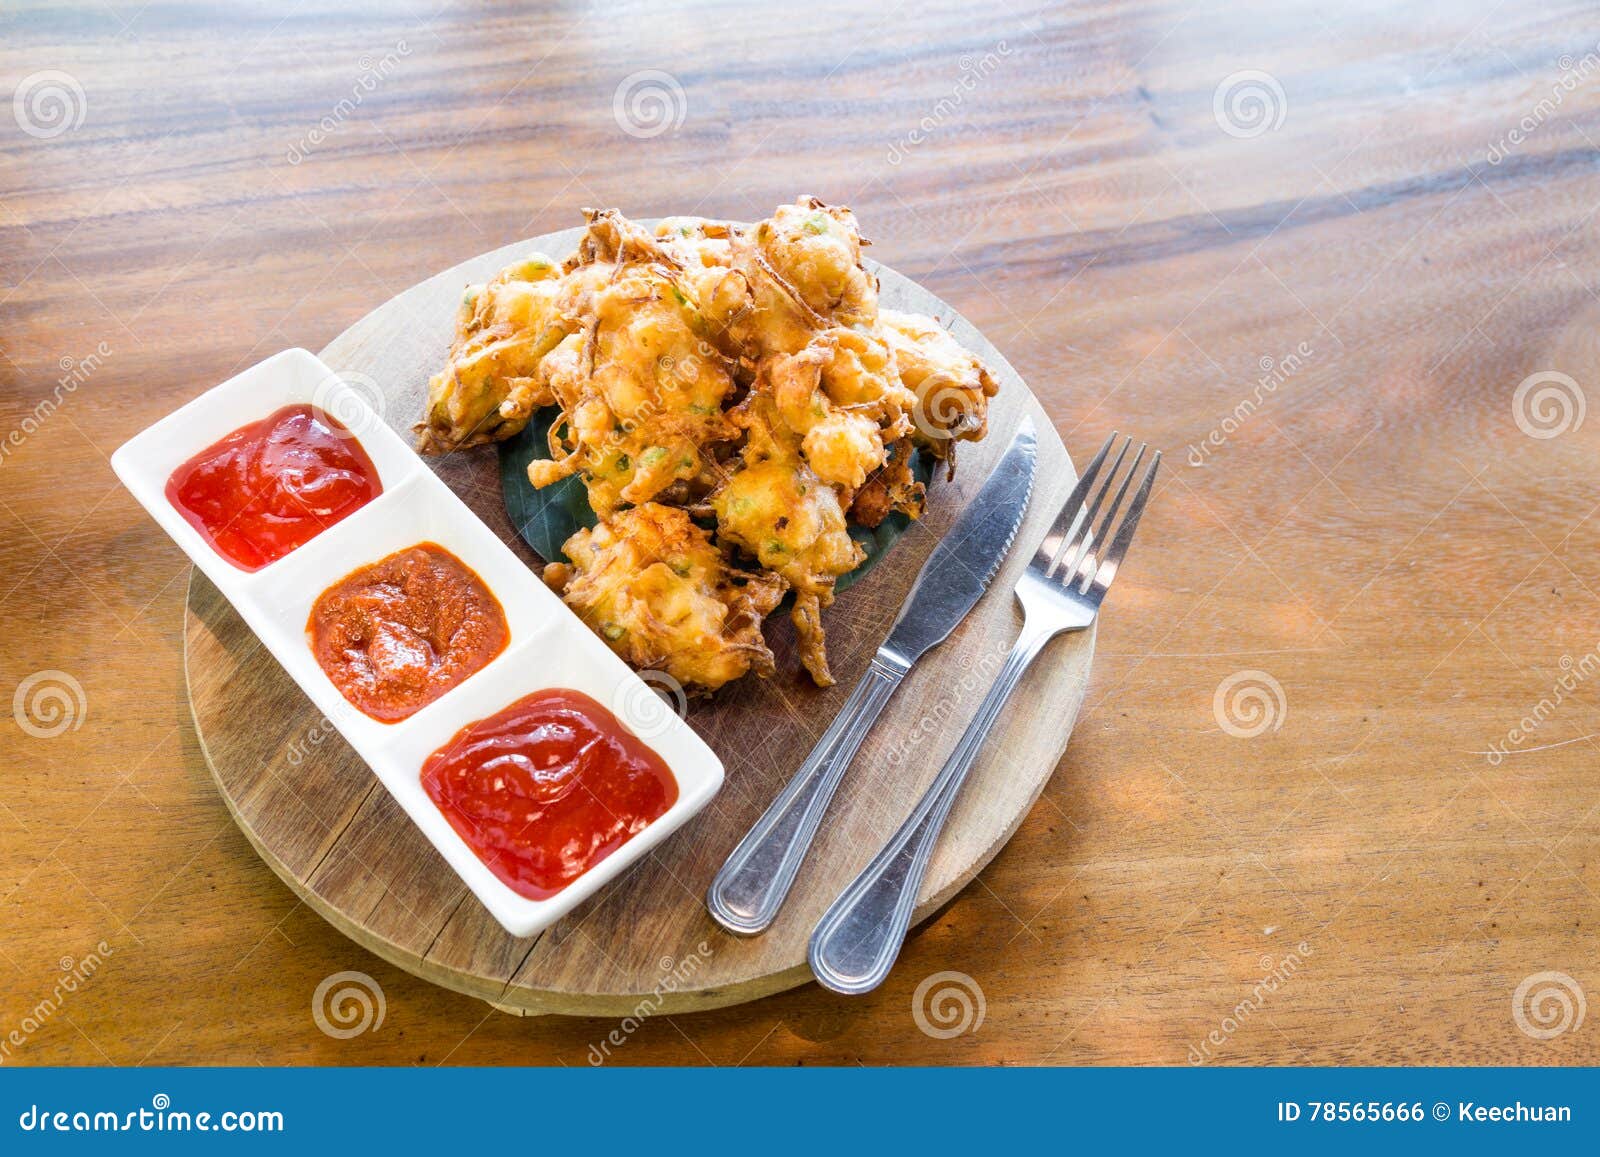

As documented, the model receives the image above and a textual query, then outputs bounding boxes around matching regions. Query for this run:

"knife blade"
[881,416,1038,665]
[706,416,1038,935]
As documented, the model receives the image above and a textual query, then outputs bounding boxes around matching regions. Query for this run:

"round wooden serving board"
[184,227,1094,1016]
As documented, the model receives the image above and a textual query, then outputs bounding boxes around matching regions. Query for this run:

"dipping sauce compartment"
[421,688,679,900]
[372,634,721,929]
[111,347,725,938]
[165,403,382,571]
[246,471,567,754]
[308,542,509,724]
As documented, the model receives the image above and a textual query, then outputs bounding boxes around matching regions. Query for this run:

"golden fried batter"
[767,326,914,493]
[707,197,879,359]
[654,216,735,270]
[713,396,865,685]
[415,255,567,453]
[879,309,999,466]
[547,504,786,691]
[849,436,925,528]
[528,262,737,517]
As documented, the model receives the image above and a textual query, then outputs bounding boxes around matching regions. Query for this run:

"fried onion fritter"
[767,326,914,493]
[849,435,926,528]
[879,309,999,467]
[710,196,879,359]
[712,396,865,686]
[528,263,738,517]
[415,255,567,453]
[574,206,684,272]
[546,504,786,692]
[417,200,1000,692]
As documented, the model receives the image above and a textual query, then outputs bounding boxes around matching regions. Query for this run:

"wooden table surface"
[4,0,1599,1066]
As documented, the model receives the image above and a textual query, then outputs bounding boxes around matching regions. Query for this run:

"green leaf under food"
[498,406,931,594]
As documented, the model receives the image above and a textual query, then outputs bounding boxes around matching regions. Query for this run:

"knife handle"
[707,651,909,935]
[808,625,1053,994]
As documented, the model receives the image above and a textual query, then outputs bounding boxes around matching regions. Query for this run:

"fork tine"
[1088,450,1160,595]
[1029,432,1116,574]
[1070,442,1146,590]
[1052,434,1131,579]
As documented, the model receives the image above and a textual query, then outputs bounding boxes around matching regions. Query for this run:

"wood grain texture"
[183,237,1092,1015]
[3,0,1600,1064]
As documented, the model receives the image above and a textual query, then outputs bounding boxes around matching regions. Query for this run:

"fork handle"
[707,651,909,935]
[808,624,1055,994]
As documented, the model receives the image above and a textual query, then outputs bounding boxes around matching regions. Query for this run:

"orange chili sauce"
[307,543,509,723]
[420,689,678,900]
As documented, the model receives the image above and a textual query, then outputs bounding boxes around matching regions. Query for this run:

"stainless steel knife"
[706,417,1038,935]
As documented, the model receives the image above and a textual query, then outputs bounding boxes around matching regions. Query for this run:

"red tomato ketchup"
[420,689,679,900]
[165,404,381,571]
[308,543,510,723]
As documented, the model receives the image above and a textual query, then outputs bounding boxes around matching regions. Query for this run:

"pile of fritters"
[416,198,998,691]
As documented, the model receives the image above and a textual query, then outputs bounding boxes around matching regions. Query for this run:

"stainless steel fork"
[807,433,1160,995]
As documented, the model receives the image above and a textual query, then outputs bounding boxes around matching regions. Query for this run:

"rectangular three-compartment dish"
[111,347,723,938]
